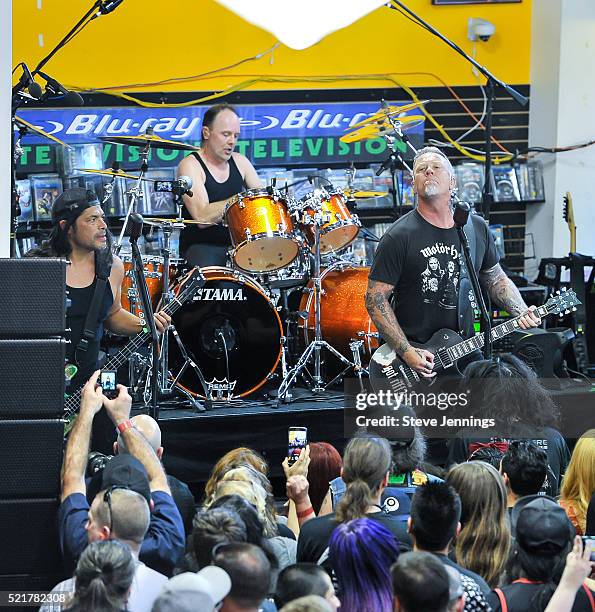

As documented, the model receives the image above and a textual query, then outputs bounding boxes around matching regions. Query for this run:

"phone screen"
[100,370,117,398]
[288,427,308,466]
[582,536,595,562]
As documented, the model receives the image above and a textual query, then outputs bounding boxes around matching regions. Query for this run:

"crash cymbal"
[340,115,425,143]
[14,116,72,149]
[348,100,429,130]
[100,134,200,152]
[78,168,144,180]
[344,190,388,199]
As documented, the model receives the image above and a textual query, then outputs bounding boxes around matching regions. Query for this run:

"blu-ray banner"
[16,101,424,168]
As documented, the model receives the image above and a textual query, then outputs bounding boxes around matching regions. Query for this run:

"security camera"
[468,18,496,42]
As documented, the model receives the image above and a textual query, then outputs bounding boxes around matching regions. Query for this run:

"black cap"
[515,497,574,554]
[87,455,151,507]
[52,188,100,223]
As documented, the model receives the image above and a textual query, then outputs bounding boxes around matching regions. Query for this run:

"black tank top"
[180,152,246,251]
[66,278,114,391]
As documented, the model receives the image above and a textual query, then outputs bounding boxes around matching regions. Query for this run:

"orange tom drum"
[298,263,379,361]
[300,188,360,255]
[225,188,299,273]
[121,255,165,318]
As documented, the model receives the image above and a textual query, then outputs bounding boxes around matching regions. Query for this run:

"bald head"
[116,415,163,459]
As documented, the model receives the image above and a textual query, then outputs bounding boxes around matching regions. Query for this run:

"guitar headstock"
[563,191,575,226]
[175,267,206,301]
[545,288,581,315]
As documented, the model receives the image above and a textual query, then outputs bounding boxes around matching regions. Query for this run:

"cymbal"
[143,217,219,226]
[100,134,200,152]
[348,100,429,130]
[14,116,72,149]
[78,168,144,180]
[345,190,388,199]
[340,115,425,144]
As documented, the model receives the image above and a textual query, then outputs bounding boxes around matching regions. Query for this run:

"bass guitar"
[64,267,205,426]
[369,289,580,394]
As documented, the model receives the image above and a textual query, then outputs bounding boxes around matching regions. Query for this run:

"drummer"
[177,103,262,267]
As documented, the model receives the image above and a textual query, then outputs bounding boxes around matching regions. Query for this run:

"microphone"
[453,198,470,228]
[126,213,144,241]
[97,0,126,15]
[12,63,43,99]
[38,71,84,106]
[154,176,193,197]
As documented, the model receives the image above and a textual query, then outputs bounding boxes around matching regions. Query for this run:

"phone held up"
[582,536,595,562]
[288,427,308,466]
[100,370,118,400]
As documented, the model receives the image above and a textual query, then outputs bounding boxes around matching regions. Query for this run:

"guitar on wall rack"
[369,290,580,394]
[63,267,205,431]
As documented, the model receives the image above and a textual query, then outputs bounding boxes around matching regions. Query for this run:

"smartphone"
[582,536,595,562]
[100,370,118,399]
[287,427,308,466]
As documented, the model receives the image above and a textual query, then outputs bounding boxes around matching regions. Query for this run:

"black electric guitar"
[563,191,577,253]
[369,289,580,394]
[63,267,205,428]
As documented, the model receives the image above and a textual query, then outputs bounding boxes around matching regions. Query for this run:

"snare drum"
[225,188,299,273]
[168,267,283,399]
[121,255,165,317]
[300,188,360,255]
[298,262,379,360]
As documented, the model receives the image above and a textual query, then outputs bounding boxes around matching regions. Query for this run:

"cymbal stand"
[277,194,361,403]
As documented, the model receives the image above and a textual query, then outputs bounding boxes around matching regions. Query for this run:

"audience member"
[587,493,595,536]
[489,497,594,611]
[392,551,451,612]
[275,564,340,611]
[45,486,167,611]
[329,518,399,612]
[467,445,505,470]
[279,595,333,612]
[447,354,570,497]
[544,537,595,612]
[297,435,411,568]
[114,414,196,536]
[408,481,491,610]
[559,429,595,535]
[446,461,511,588]
[212,542,272,612]
[305,443,342,516]
[151,566,232,612]
[444,565,466,612]
[500,440,548,523]
[63,540,136,612]
[58,372,184,576]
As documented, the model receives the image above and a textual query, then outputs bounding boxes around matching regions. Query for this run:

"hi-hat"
[348,100,429,130]
[340,115,425,143]
[14,116,72,149]
[78,168,146,180]
[100,134,200,151]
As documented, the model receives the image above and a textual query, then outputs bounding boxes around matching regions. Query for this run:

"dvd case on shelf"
[521,160,545,202]
[31,174,63,220]
[16,178,33,223]
[455,163,485,204]
[142,168,177,215]
[60,143,104,176]
[491,165,521,202]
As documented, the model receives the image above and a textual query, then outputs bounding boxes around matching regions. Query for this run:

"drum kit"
[70,101,425,406]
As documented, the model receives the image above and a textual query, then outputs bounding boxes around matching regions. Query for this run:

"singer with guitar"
[365,147,541,383]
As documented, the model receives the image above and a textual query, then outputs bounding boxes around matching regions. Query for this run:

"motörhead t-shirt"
[369,210,498,344]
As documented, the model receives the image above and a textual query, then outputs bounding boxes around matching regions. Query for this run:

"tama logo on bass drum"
[194,288,247,301]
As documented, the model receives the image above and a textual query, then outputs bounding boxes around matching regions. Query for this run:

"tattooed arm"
[365,279,435,377]
[479,263,541,329]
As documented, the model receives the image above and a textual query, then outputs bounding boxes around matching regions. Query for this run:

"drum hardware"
[277,194,364,402]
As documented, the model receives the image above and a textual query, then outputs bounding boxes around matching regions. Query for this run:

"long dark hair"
[25,217,114,267]
[335,435,392,523]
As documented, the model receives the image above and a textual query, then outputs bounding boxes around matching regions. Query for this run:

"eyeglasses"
[103,485,129,534]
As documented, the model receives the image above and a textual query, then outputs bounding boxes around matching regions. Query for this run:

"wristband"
[116,419,134,434]
[297,506,314,519]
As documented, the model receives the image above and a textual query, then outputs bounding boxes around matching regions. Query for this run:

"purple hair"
[329,518,399,612]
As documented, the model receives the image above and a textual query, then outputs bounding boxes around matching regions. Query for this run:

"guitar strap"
[74,249,113,366]
[457,214,478,338]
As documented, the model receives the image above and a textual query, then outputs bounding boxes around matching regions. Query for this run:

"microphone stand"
[453,200,492,360]
[129,214,160,419]
[387,2,528,223]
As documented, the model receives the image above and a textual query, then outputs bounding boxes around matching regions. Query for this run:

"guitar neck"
[445,304,550,361]
[63,288,191,418]
[570,227,577,253]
